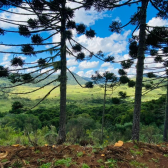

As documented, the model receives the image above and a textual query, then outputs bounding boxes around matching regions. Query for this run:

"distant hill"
[82,76,92,82]
[0,72,89,87]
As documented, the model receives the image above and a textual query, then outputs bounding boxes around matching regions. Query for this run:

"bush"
[0,114,41,131]
[140,124,162,144]
[112,97,120,104]
[118,91,127,98]
[9,101,24,114]
[66,116,96,143]
[44,126,57,145]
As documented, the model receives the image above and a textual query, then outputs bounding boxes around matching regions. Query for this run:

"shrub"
[112,97,120,104]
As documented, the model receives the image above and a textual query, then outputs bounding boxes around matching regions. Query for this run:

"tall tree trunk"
[101,81,107,144]
[163,77,168,142]
[57,0,67,144]
[132,0,149,141]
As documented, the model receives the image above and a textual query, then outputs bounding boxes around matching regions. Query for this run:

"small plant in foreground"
[77,151,83,157]
[130,160,147,168]
[150,158,159,163]
[163,154,168,157]
[54,158,72,167]
[97,159,104,163]
[11,160,23,168]
[105,158,118,168]
[81,163,90,168]
[25,160,30,164]
[1,159,8,163]
[40,162,52,168]
[133,145,139,149]
[130,149,143,156]
[35,149,40,154]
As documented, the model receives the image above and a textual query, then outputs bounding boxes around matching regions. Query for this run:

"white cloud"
[26,68,37,73]
[67,59,78,66]
[114,54,131,62]
[3,54,10,61]
[77,70,94,78]
[133,17,168,36]
[98,64,119,76]
[41,68,52,74]
[74,30,131,55]
[0,5,37,29]
[148,17,168,27]
[85,70,95,78]
[67,1,109,26]
[19,56,27,60]
[0,61,10,67]
[79,60,99,70]
[69,66,76,72]
[101,62,111,67]
[77,71,84,77]
[0,45,12,51]
[55,70,61,75]
[52,33,61,43]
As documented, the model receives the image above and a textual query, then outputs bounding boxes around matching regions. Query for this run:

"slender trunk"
[101,82,107,144]
[132,0,149,141]
[57,0,67,144]
[163,77,168,142]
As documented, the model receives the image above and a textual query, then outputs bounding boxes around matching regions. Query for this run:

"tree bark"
[132,0,149,141]
[101,81,107,144]
[163,77,168,142]
[57,0,67,144]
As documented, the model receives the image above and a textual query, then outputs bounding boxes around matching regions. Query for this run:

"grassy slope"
[0,80,165,112]
[0,74,166,112]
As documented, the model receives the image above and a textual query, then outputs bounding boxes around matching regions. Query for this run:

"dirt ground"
[0,141,168,168]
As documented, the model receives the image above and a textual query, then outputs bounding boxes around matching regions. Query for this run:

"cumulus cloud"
[134,17,168,36]
[67,59,78,66]
[79,60,99,70]
[85,70,95,77]
[114,54,131,62]
[77,70,94,78]
[0,0,108,29]
[77,71,84,77]
[55,70,61,75]
[101,62,111,67]
[148,17,168,27]
[74,30,131,55]
[0,5,37,29]
[67,1,109,26]
[69,66,76,72]
[0,45,12,51]
[98,63,119,76]
[0,61,10,67]
[26,68,37,73]
[3,54,10,61]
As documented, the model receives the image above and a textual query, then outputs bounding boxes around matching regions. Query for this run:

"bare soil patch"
[0,141,168,167]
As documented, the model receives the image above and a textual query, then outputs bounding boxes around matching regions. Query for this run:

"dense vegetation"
[0,79,166,146]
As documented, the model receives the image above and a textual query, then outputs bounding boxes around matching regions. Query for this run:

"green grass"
[54,158,72,167]
[0,79,166,112]
[40,162,52,168]
[130,160,148,168]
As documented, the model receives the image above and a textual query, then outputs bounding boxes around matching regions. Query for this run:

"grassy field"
[0,80,166,112]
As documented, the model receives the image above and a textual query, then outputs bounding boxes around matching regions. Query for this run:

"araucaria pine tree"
[91,71,118,144]
[88,0,168,140]
[136,27,168,141]
[0,0,101,144]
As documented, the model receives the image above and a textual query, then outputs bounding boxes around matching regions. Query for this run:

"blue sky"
[0,1,168,79]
